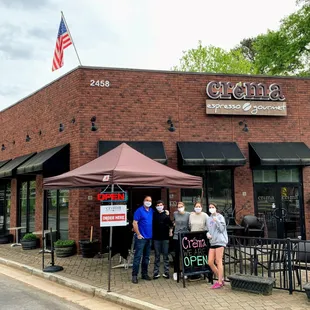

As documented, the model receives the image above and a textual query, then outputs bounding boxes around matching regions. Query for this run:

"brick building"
[0,66,310,246]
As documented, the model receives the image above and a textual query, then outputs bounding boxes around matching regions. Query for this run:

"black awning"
[98,141,167,164]
[249,142,310,166]
[0,159,11,169]
[177,142,246,166]
[0,153,36,178]
[17,144,70,176]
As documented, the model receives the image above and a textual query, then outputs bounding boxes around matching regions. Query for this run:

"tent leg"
[107,184,114,292]
[108,226,113,292]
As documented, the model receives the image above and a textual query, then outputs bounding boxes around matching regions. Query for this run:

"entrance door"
[255,184,304,239]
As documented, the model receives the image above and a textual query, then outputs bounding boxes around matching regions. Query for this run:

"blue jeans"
[153,240,169,275]
[132,236,152,277]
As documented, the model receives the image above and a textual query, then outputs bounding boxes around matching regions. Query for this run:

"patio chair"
[293,242,310,286]
[241,215,264,239]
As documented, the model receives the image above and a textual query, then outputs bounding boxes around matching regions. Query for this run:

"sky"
[0,0,299,111]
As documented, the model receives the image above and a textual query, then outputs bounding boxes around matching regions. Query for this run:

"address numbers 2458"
[90,80,110,87]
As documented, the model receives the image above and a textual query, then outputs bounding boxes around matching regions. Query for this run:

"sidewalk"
[0,244,309,310]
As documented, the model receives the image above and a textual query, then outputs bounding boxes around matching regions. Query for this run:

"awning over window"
[0,153,36,178]
[0,159,11,169]
[177,142,246,166]
[17,144,70,176]
[98,141,167,164]
[249,142,310,166]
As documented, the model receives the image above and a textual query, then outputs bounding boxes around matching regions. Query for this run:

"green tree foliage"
[253,4,310,76]
[172,41,256,74]
[173,2,310,76]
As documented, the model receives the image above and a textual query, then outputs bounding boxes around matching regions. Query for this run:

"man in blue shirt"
[132,196,154,284]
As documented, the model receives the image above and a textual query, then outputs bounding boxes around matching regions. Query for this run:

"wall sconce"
[71,117,76,124]
[26,130,42,142]
[1,139,15,150]
[167,117,176,132]
[59,123,64,132]
[91,116,98,131]
[239,120,249,132]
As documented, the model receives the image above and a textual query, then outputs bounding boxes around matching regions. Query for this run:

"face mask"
[209,208,216,214]
[178,207,185,213]
[156,206,164,212]
[194,207,202,213]
[144,201,152,208]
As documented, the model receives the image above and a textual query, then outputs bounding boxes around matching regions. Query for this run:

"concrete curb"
[0,258,169,310]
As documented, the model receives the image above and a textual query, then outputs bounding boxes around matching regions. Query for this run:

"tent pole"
[107,184,114,292]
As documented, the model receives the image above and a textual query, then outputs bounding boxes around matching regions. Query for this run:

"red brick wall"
[1,67,310,241]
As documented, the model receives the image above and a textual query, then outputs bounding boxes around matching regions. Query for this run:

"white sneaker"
[173,272,177,281]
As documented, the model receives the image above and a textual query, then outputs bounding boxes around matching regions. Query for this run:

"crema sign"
[206,81,287,116]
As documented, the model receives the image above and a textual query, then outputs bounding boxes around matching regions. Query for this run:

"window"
[46,189,69,240]
[207,170,233,217]
[0,182,11,233]
[253,168,300,184]
[253,170,276,183]
[181,168,234,217]
[19,180,36,234]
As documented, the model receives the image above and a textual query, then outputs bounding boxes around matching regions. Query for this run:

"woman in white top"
[189,202,208,232]
[188,202,209,281]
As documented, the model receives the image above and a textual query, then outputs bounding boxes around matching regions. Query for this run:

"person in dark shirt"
[152,200,173,279]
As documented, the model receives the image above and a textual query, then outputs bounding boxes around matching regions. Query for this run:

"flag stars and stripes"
[52,17,73,71]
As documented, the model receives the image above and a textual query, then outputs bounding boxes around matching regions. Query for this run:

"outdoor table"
[33,230,57,254]
[9,227,26,247]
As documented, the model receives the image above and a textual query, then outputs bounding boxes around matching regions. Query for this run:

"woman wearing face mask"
[187,202,209,281]
[206,203,228,289]
[172,202,190,281]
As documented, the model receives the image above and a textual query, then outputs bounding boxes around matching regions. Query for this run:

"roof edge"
[2,65,310,113]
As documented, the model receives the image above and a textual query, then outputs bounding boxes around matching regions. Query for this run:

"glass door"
[279,186,302,239]
[254,185,277,238]
[255,184,304,239]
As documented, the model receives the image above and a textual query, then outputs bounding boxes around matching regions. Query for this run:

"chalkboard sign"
[179,231,212,287]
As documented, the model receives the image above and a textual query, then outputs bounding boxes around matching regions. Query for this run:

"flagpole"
[61,11,82,66]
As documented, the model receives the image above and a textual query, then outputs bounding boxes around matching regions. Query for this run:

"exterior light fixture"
[1,144,5,151]
[59,123,64,132]
[239,120,249,132]
[26,134,31,142]
[167,117,176,132]
[71,117,76,124]
[90,116,97,131]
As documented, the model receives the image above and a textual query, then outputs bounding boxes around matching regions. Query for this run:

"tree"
[172,41,256,74]
[251,4,310,76]
[234,38,257,63]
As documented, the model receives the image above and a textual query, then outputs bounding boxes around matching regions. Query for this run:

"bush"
[54,239,75,247]
[22,233,37,241]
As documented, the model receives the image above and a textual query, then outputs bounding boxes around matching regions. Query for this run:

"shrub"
[22,233,37,241]
[54,239,75,247]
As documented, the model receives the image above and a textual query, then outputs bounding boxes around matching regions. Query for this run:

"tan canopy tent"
[43,143,202,189]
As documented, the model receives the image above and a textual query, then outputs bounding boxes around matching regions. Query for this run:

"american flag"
[52,17,72,71]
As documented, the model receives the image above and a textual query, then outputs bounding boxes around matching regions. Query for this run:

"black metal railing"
[224,236,310,294]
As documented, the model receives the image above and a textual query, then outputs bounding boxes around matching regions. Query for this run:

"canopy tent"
[42,143,202,291]
[43,143,202,189]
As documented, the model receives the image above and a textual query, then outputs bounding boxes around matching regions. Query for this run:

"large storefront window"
[0,182,11,233]
[253,167,304,239]
[19,180,36,234]
[181,168,234,217]
[46,190,69,240]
